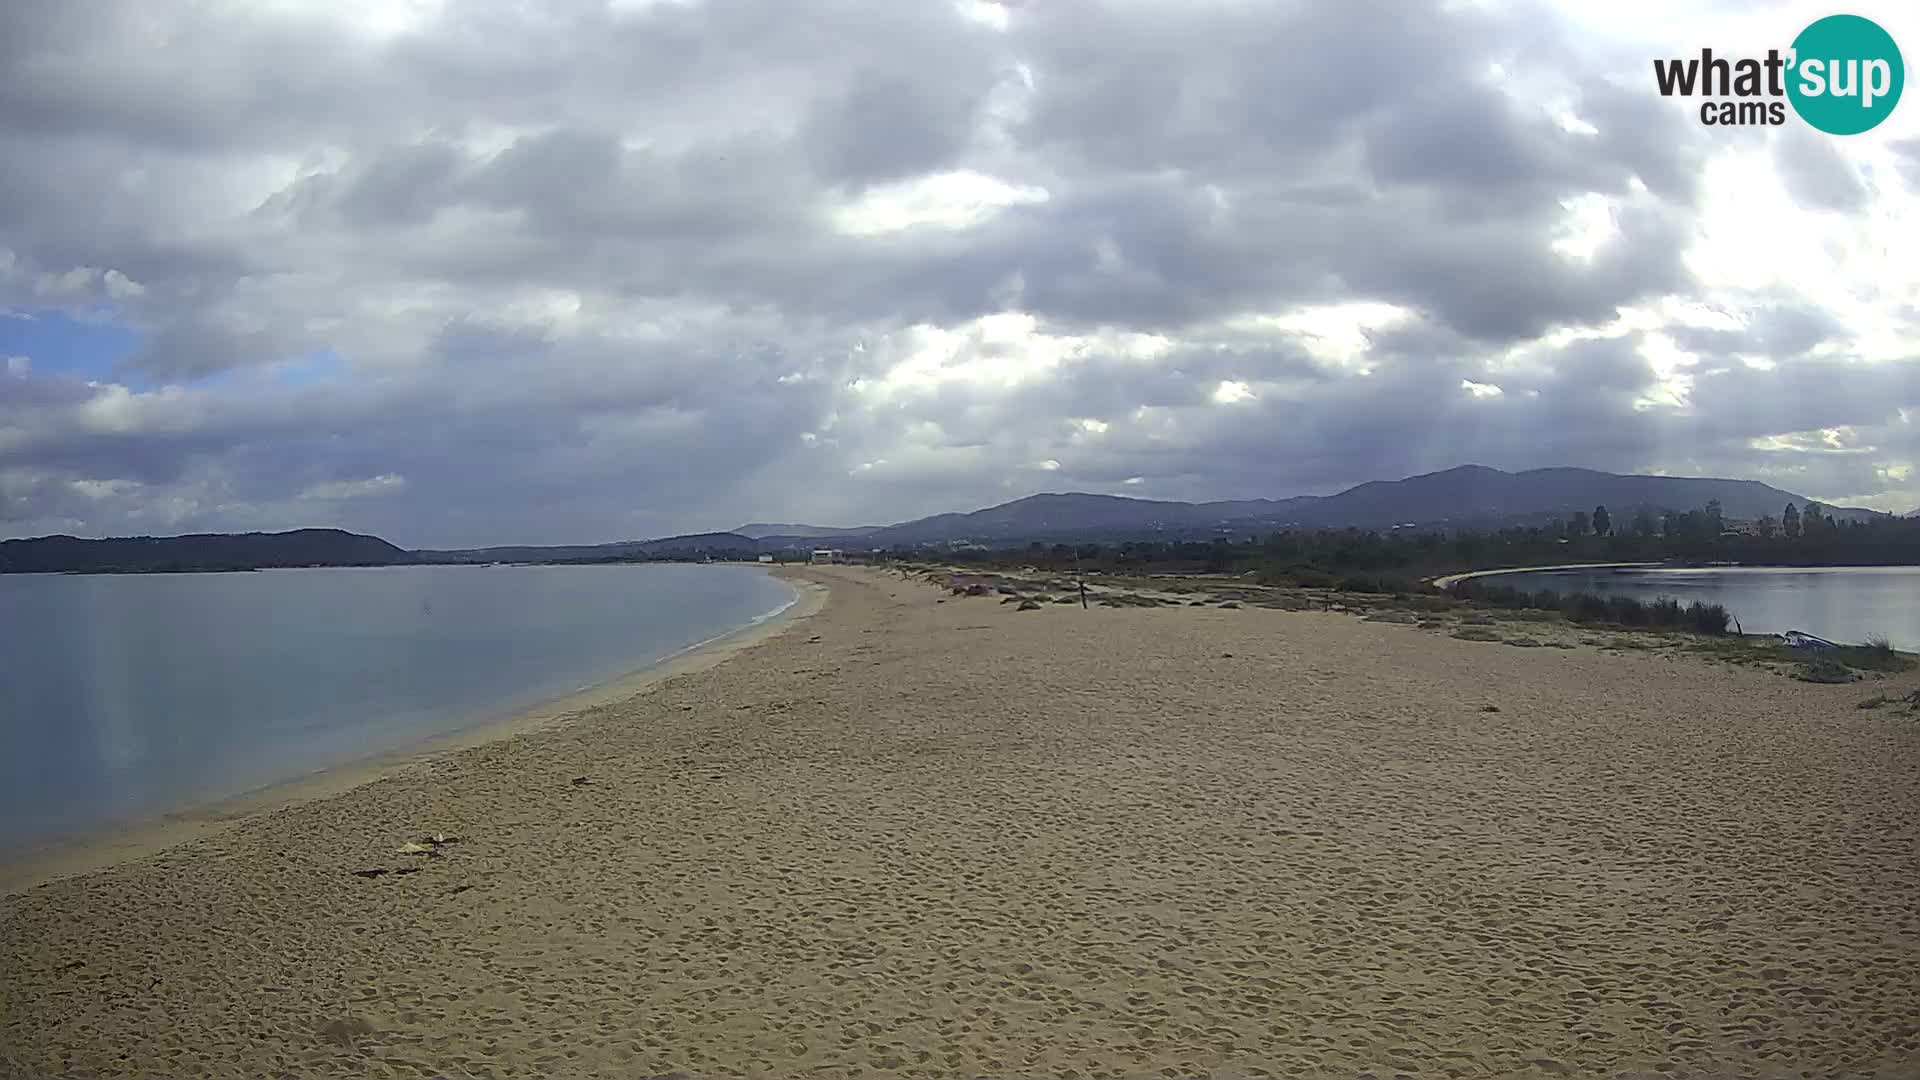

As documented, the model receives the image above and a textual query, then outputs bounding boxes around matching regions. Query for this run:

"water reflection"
[1492,565,1920,649]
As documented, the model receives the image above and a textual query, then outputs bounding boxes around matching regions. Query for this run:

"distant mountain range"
[3,466,1893,573]
[730,522,880,540]
[727,465,1885,550]
[412,532,762,565]
[0,528,413,574]
[410,465,1891,560]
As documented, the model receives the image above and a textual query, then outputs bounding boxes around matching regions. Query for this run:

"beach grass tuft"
[1829,638,1912,673]
[1793,657,1857,684]
[1452,580,1732,636]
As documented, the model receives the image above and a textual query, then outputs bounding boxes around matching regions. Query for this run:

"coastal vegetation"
[899,501,1919,647]
[932,500,1920,584]
[0,529,414,574]
[920,562,1916,685]
[902,497,1920,682]
[1447,580,1733,635]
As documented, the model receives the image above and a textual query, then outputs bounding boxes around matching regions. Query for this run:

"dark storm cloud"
[329,141,469,228]
[0,1,393,151]
[1687,356,1920,440]
[1015,0,1489,172]
[3,314,845,544]
[1341,200,1693,343]
[1773,127,1869,213]
[1665,302,1843,360]
[132,316,310,382]
[0,0,1912,540]
[807,68,991,185]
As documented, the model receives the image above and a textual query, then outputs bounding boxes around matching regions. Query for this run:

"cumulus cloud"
[2,0,1919,544]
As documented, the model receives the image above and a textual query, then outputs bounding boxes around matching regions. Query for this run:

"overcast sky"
[3,0,1918,546]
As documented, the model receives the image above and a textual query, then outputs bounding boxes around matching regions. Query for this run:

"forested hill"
[741,465,1883,548]
[0,529,416,574]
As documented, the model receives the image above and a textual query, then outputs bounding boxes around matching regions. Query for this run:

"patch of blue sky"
[0,309,139,384]
[0,309,350,392]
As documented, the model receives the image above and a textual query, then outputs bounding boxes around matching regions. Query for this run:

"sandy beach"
[4,565,1918,1079]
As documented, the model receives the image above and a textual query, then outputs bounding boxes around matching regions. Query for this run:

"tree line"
[1554,498,1849,544]
[909,500,1919,587]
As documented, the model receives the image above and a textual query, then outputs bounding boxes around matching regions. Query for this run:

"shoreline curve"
[1429,561,1667,590]
[0,568,830,893]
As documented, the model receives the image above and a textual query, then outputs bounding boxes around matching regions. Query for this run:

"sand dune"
[4,566,1918,1078]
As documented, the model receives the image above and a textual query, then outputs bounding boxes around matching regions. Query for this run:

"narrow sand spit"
[4,566,1918,1079]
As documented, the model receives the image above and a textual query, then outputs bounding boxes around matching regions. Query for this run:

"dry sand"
[4,565,1918,1079]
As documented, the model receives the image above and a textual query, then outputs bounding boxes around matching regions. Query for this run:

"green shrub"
[1451,580,1731,636]
[1686,601,1732,635]
[1829,638,1912,672]
[1793,657,1856,684]
[1258,565,1334,589]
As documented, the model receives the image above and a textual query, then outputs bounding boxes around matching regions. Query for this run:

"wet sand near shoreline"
[4,566,1918,1079]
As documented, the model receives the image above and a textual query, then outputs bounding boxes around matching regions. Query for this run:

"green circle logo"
[1787,14,1904,135]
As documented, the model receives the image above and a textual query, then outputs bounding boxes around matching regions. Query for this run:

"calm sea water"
[0,563,794,851]
[1490,565,1920,650]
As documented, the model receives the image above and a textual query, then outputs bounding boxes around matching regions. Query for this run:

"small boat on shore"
[1780,630,1840,650]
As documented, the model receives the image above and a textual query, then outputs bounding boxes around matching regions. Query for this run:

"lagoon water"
[0,563,794,851]
[1492,565,1920,651]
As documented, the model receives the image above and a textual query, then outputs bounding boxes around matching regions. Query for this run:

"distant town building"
[809,549,841,564]
[757,553,774,563]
